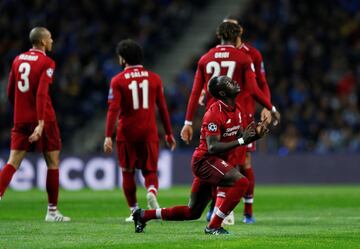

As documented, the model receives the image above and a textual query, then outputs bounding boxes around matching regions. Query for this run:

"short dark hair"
[208,76,223,99]
[116,39,143,65]
[217,22,241,43]
[29,27,48,45]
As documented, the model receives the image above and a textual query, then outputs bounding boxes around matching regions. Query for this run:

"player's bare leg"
[0,150,27,200]
[122,169,138,222]
[241,152,255,224]
[43,150,70,222]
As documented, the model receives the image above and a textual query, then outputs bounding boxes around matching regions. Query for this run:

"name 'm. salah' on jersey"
[105,65,172,142]
[7,48,56,123]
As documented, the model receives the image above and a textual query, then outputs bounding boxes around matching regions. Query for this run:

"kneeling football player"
[133,76,269,235]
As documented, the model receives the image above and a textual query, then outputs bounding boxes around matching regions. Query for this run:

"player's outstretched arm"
[181,64,205,144]
[198,89,206,106]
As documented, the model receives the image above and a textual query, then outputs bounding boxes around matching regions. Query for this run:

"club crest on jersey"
[108,88,114,100]
[46,68,54,77]
[208,123,217,132]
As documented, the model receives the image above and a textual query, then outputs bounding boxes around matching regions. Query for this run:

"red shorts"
[11,121,62,152]
[192,156,234,185]
[227,146,246,166]
[243,113,256,152]
[116,141,159,171]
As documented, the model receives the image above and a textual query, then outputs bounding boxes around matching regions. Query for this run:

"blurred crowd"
[170,0,360,154]
[0,0,206,153]
[1,0,359,154]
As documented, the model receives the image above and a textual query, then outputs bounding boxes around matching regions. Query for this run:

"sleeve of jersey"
[36,60,55,120]
[7,67,15,106]
[202,111,222,137]
[185,63,205,122]
[244,61,273,110]
[254,50,271,100]
[156,79,173,135]
[105,79,121,137]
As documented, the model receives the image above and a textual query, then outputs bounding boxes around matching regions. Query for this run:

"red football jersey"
[7,48,56,123]
[239,43,271,114]
[185,44,273,123]
[105,65,172,142]
[193,100,244,160]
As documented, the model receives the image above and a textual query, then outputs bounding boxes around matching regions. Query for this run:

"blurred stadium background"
[1,0,360,189]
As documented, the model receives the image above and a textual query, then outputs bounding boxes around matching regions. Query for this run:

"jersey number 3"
[128,79,149,110]
[18,62,31,93]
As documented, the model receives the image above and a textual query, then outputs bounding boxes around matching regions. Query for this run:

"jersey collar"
[219,100,236,112]
[216,45,235,48]
[29,48,46,56]
[125,65,143,70]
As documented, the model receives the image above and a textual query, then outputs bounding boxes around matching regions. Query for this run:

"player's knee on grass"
[187,207,203,220]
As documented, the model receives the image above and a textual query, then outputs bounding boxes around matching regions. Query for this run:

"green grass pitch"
[0,185,360,249]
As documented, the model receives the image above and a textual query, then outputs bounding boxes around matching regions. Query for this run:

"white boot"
[45,210,71,222]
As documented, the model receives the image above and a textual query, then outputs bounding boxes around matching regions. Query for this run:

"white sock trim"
[215,209,227,219]
[216,192,226,198]
[130,204,139,212]
[156,208,162,219]
[147,186,158,194]
[243,197,254,204]
[48,205,57,211]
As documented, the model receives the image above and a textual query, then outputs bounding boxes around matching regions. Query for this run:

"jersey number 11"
[128,79,149,110]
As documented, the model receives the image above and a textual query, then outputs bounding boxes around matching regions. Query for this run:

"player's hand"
[198,89,206,106]
[255,118,269,137]
[165,134,176,151]
[104,137,113,154]
[242,122,257,144]
[260,108,272,125]
[29,121,44,143]
[272,110,281,126]
[180,124,193,144]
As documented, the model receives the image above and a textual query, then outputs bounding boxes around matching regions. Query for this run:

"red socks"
[143,171,158,195]
[243,167,255,216]
[46,169,59,208]
[208,177,249,229]
[122,171,137,208]
[142,206,192,222]
[0,164,16,198]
